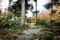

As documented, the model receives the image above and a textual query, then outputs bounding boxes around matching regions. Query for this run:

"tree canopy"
[44,0,60,9]
[8,0,33,17]
[8,0,21,17]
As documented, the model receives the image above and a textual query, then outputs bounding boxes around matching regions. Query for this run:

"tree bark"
[20,0,25,26]
[34,0,37,23]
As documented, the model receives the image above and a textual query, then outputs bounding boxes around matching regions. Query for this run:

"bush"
[0,15,20,29]
[36,19,47,26]
[20,24,29,31]
[38,28,55,40]
[0,14,20,37]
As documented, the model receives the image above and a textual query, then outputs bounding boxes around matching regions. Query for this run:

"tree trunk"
[35,0,37,23]
[20,0,25,26]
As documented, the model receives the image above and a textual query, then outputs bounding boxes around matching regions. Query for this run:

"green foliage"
[38,28,55,40]
[0,28,10,34]
[36,19,47,26]
[34,0,37,2]
[8,0,21,17]
[32,34,37,39]
[20,24,29,31]
[46,20,60,29]
[45,32,54,40]
[9,0,31,17]
[46,20,55,28]
[8,20,20,27]
[33,11,39,16]
[55,22,60,27]
[0,13,20,37]
[0,15,20,29]
[35,19,60,29]
[33,11,39,14]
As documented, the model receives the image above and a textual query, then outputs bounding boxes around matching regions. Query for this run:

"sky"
[0,0,9,12]
[27,0,51,17]
[37,0,51,12]
[0,0,17,12]
[0,0,50,17]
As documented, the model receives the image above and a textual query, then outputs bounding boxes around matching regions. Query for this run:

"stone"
[16,35,35,40]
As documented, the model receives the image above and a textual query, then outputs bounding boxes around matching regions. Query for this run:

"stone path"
[16,35,35,40]
[16,25,46,40]
[23,28,42,35]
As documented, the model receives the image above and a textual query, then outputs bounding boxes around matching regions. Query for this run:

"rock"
[16,35,35,40]
[23,28,40,35]
[23,28,46,35]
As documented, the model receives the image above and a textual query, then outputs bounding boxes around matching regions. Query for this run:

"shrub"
[20,24,29,31]
[0,15,20,29]
[38,28,55,40]
[0,14,20,38]
[36,19,47,26]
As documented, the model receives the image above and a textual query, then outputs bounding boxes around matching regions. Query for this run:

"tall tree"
[33,0,39,22]
[8,0,32,26]
[20,0,25,26]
